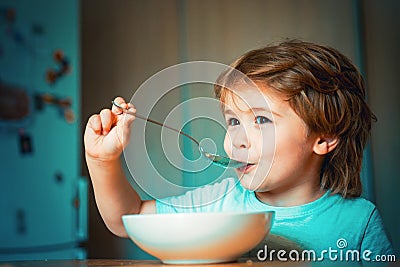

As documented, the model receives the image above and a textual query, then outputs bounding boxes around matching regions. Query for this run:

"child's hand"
[84,97,136,162]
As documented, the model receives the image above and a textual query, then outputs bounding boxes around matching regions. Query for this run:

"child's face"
[222,83,320,193]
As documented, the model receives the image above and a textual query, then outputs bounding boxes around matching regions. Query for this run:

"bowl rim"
[122,210,275,220]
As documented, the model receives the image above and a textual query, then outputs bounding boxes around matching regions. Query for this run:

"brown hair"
[215,40,376,198]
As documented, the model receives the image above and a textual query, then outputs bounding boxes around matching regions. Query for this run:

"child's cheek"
[223,133,232,157]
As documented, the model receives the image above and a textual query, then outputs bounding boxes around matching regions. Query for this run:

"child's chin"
[238,175,264,191]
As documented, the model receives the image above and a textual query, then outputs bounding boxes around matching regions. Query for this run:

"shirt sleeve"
[360,208,395,263]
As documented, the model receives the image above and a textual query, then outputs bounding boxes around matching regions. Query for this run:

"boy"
[84,40,393,262]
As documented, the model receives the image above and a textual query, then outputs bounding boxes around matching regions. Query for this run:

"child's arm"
[84,97,156,237]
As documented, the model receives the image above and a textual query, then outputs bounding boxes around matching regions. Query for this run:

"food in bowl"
[122,211,274,264]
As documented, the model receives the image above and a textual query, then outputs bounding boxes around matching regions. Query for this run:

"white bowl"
[122,211,274,264]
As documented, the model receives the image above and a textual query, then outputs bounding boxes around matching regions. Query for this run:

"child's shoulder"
[333,193,375,207]
[328,192,377,215]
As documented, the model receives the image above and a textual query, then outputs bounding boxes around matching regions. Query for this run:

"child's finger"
[87,114,102,135]
[123,110,136,128]
[99,109,114,135]
[111,96,128,114]
[121,114,135,145]
[124,103,136,127]
[126,103,137,114]
[115,102,136,125]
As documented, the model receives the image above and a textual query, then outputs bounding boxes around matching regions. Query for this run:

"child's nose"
[232,126,251,149]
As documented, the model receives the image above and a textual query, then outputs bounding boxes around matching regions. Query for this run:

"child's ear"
[313,136,339,155]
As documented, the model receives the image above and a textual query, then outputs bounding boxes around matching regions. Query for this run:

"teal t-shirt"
[156,178,394,264]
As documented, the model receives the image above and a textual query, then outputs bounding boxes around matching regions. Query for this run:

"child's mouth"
[237,163,256,173]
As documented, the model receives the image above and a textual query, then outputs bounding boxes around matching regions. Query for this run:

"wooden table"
[0,259,308,267]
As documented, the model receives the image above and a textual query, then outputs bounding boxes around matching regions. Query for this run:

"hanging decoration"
[46,50,71,85]
[34,93,75,123]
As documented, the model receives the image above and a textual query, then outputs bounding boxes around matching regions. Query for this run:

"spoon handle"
[112,101,200,146]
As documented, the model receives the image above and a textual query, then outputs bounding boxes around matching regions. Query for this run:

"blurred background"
[0,0,398,261]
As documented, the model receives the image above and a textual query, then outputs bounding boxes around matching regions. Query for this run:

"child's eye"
[255,116,272,124]
[227,118,240,126]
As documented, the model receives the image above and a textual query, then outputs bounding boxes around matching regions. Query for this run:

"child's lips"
[237,163,257,173]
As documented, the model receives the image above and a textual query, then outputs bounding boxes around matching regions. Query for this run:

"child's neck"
[255,183,326,207]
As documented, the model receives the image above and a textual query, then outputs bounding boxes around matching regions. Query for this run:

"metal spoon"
[112,101,248,169]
